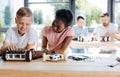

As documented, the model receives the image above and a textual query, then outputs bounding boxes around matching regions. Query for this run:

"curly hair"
[55,9,73,27]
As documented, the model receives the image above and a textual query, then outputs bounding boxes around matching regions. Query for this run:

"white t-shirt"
[5,27,39,49]
[94,23,118,51]
[94,23,118,37]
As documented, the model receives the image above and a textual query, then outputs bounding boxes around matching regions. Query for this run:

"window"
[28,0,70,38]
[0,0,24,42]
[115,0,120,28]
[72,0,108,54]
[75,0,107,27]
[29,0,69,2]
[0,0,24,27]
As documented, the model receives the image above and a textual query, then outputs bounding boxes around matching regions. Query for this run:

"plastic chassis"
[1,49,33,62]
[43,53,65,61]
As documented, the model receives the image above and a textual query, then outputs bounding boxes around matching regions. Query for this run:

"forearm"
[53,36,73,54]
[25,43,36,50]
[110,34,120,40]
[41,36,48,51]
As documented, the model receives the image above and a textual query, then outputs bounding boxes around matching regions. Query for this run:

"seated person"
[93,12,118,54]
[0,7,39,59]
[41,9,75,54]
[71,16,89,53]
[73,16,88,40]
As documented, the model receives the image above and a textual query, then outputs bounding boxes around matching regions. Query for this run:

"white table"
[36,41,120,47]
[70,41,120,47]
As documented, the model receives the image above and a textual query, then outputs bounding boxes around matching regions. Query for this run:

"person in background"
[41,9,75,54]
[73,16,88,40]
[71,16,89,53]
[0,7,39,59]
[93,12,118,54]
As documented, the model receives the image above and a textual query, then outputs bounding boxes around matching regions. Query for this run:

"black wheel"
[2,51,7,61]
[26,51,32,62]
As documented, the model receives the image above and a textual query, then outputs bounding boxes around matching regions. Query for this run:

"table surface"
[36,41,120,48]
[70,41,120,46]
[0,54,120,77]
[0,54,120,71]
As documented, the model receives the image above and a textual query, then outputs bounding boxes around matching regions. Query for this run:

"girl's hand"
[41,48,49,54]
